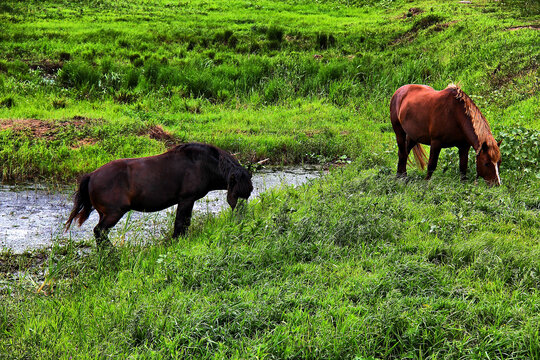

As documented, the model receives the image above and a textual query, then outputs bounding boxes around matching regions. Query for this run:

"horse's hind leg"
[405,135,418,162]
[458,145,470,180]
[392,124,409,177]
[395,135,417,178]
[426,140,442,180]
[94,211,124,249]
[173,200,195,238]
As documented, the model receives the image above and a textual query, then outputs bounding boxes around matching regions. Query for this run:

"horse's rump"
[65,174,93,230]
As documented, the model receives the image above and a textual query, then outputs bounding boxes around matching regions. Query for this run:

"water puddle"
[0,168,322,253]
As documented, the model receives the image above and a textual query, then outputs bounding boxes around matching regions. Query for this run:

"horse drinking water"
[65,143,253,248]
[390,84,501,185]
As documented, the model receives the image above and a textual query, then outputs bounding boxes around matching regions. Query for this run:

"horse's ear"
[497,139,502,147]
[481,141,489,152]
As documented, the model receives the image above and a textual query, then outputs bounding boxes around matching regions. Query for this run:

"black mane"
[172,142,249,183]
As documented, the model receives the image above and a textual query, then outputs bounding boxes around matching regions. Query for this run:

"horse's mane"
[217,147,244,179]
[446,84,500,160]
[171,142,250,184]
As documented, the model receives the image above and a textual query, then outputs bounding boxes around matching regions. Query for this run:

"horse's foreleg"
[426,141,442,180]
[173,200,195,238]
[458,145,470,180]
[94,211,124,249]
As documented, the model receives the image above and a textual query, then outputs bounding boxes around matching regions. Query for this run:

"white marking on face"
[493,162,501,185]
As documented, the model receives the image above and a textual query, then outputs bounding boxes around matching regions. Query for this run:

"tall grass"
[0,0,539,357]
[1,0,538,181]
[1,168,538,358]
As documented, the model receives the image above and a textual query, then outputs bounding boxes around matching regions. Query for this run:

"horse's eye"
[484,163,490,167]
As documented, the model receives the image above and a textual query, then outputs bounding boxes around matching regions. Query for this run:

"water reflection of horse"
[65,143,253,248]
[390,84,501,185]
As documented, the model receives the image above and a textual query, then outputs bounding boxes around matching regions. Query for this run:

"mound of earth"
[0,118,176,147]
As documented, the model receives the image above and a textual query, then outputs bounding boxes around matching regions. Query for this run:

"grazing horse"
[390,84,502,185]
[65,143,253,248]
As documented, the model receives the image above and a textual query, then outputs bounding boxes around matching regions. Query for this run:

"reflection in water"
[0,168,322,253]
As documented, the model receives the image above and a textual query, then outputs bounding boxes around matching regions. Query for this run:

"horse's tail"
[411,144,427,170]
[65,174,93,231]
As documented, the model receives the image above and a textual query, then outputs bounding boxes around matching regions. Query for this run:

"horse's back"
[391,84,464,144]
[391,85,433,120]
[88,145,225,213]
[97,155,186,210]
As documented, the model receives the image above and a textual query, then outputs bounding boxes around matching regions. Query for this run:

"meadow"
[1,0,538,180]
[1,0,539,358]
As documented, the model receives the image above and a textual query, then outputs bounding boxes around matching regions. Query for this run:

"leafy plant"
[496,125,540,178]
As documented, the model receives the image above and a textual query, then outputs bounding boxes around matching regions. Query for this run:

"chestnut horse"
[390,84,501,185]
[65,143,253,248]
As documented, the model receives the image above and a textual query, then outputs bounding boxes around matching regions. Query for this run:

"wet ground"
[0,168,322,253]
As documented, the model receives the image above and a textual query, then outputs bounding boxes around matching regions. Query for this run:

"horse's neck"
[218,156,236,180]
[216,157,237,188]
[460,115,481,151]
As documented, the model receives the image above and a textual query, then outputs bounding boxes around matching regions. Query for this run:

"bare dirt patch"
[0,117,97,140]
[28,60,63,76]
[431,21,459,32]
[392,17,455,46]
[141,125,177,146]
[1,118,64,139]
[71,138,99,149]
[401,7,424,18]
[507,24,540,31]
[0,252,47,275]
[1,118,178,148]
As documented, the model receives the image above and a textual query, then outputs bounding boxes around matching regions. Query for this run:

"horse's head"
[227,168,253,209]
[476,140,502,186]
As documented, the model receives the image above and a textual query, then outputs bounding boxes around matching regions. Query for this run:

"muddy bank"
[0,168,322,253]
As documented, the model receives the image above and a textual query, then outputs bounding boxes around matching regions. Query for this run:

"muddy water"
[0,168,322,253]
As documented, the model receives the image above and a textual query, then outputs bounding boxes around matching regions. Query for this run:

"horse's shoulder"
[175,142,221,161]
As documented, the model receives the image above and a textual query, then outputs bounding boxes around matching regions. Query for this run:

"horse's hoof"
[97,240,113,250]
[396,173,407,179]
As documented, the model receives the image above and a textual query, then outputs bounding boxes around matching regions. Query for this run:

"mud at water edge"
[0,167,322,254]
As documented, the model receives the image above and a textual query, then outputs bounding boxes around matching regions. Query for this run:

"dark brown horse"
[390,84,501,185]
[65,143,253,248]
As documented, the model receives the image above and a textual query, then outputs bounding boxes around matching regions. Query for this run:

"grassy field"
[1,0,539,180]
[1,0,539,358]
[2,170,539,358]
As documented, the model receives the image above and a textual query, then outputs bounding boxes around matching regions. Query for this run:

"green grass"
[2,168,539,358]
[0,0,539,358]
[0,0,539,181]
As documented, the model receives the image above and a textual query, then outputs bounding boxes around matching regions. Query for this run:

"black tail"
[65,174,93,231]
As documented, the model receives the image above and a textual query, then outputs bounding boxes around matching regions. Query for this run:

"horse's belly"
[401,121,431,144]
[402,117,463,146]
[129,198,177,213]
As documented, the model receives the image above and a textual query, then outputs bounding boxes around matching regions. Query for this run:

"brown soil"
[28,60,63,76]
[0,116,96,140]
[0,252,47,275]
[71,138,99,149]
[391,20,458,45]
[401,7,423,18]
[507,25,540,31]
[1,118,177,147]
[143,125,177,146]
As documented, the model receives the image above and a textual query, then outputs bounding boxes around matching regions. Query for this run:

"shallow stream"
[0,168,322,253]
